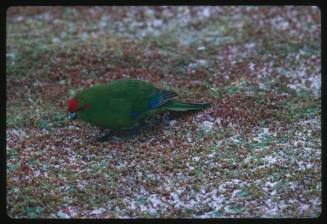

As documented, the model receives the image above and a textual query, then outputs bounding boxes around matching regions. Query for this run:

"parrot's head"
[67,97,91,119]
[67,98,78,119]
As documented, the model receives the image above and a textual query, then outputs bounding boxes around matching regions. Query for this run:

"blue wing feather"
[148,94,161,109]
[129,90,177,119]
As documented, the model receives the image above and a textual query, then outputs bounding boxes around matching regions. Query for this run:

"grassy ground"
[6,6,321,218]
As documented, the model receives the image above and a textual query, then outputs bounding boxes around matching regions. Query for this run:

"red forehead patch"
[67,98,78,112]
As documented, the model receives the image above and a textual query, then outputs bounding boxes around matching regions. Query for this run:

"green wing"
[106,79,177,119]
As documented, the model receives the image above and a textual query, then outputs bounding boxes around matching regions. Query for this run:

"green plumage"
[69,79,210,129]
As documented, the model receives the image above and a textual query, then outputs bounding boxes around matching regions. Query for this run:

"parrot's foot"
[97,133,111,142]
[97,129,113,142]
[97,129,139,142]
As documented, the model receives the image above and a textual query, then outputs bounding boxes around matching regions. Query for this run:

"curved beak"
[68,112,77,120]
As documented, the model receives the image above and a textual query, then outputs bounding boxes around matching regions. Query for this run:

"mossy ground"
[6,6,321,218]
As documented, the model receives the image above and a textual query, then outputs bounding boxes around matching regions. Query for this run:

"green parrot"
[67,79,209,136]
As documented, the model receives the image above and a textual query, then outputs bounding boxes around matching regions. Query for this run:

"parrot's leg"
[97,129,112,142]
[97,126,141,142]
[97,133,111,142]
[120,123,143,139]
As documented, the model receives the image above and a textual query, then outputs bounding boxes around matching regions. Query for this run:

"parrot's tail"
[163,100,210,111]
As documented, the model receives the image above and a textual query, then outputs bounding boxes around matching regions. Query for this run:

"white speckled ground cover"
[6,6,321,218]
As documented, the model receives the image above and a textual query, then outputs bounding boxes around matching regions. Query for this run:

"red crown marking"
[67,98,78,112]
